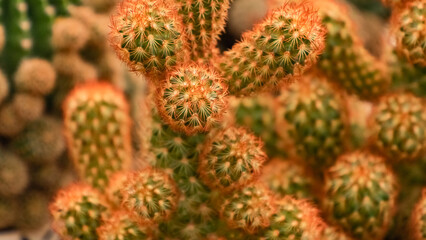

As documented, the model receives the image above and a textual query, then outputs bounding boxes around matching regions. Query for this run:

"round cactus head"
[410,188,426,240]
[199,127,267,192]
[109,0,187,78]
[97,211,153,240]
[156,64,228,135]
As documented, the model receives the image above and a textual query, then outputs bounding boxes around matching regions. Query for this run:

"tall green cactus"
[27,0,54,58]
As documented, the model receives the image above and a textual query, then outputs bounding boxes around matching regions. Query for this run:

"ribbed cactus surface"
[411,188,426,240]
[97,211,153,240]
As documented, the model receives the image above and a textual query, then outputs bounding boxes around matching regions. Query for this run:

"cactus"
[11,116,65,165]
[275,74,349,169]
[11,93,45,122]
[259,196,324,240]
[0,69,7,105]
[174,0,231,63]
[120,168,179,224]
[104,171,130,208]
[0,197,18,229]
[260,158,313,200]
[27,0,54,58]
[156,64,228,135]
[50,183,111,240]
[52,17,90,51]
[392,0,426,67]
[199,127,267,192]
[16,190,50,230]
[323,151,398,239]
[217,1,325,96]
[0,148,29,196]
[369,93,426,160]
[14,58,56,95]
[63,82,132,189]
[109,0,186,78]
[220,184,276,233]
[320,225,354,240]
[410,188,426,240]
[97,211,153,240]
[0,103,26,137]
[230,94,286,157]
[82,0,117,13]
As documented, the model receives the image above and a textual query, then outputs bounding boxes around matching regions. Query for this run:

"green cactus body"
[320,226,353,240]
[393,0,426,67]
[1,0,32,76]
[11,116,65,165]
[97,211,152,240]
[217,2,325,96]
[231,94,286,158]
[220,184,276,233]
[50,183,111,240]
[370,93,426,160]
[48,0,72,16]
[27,0,54,58]
[323,151,398,240]
[110,0,186,79]
[410,188,426,240]
[259,196,324,240]
[260,158,313,200]
[105,171,130,208]
[0,148,29,196]
[121,168,179,224]
[314,0,390,100]
[156,65,228,135]
[63,82,132,189]
[276,75,349,169]
[175,0,231,63]
[199,127,267,192]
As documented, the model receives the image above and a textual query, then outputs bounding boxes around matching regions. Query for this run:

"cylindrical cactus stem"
[97,211,153,240]
[410,188,426,240]
[175,0,231,64]
[155,64,228,135]
[48,0,73,16]
[1,0,32,77]
[27,0,55,58]
[275,74,349,169]
[220,183,276,233]
[109,0,187,79]
[217,1,325,96]
[369,93,426,161]
[49,183,111,240]
[323,151,398,240]
[392,0,426,67]
[199,126,267,192]
[120,168,179,224]
[259,196,325,240]
[63,82,132,189]
[320,225,354,240]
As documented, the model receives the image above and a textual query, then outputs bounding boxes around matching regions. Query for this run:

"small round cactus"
[0,148,29,196]
[121,168,179,224]
[0,197,18,229]
[16,191,50,231]
[11,116,65,165]
[276,74,349,169]
[11,93,45,122]
[259,196,324,240]
[323,151,398,240]
[14,58,56,95]
[0,104,26,137]
[97,211,153,240]
[105,171,130,208]
[50,183,110,240]
[410,188,426,240]
[369,93,426,160]
[260,158,313,200]
[199,127,267,192]
[220,184,276,233]
[156,65,228,135]
[392,0,426,66]
[0,70,8,105]
[52,17,90,51]
[109,0,186,78]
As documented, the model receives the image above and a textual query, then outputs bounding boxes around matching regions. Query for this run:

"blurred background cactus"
[0,0,425,240]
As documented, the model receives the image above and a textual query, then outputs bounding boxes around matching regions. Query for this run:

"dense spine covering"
[109,0,186,78]
[410,188,426,240]
[27,0,54,58]
[120,168,179,224]
[0,70,8,104]
[276,74,349,169]
[105,171,130,208]
[323,151,398,239]
[392,0,426,67]
[1,0,32,76]
[320,226,353,240]
[259,196,324,240]
[0,148,29,196]
[260,158,313,200]
[369,93,426,160]
[48,0,72,16]
[217,1,325,96]
[97,211,153,240]
[175,0,231,63]
[220,184,276,233]
[50,183,111,240]
[16,190,50,230]
[199,127,267,192]
[230,94,286,157]
[63,82,132,189]
[14,58,56,95]
[156,65,228,135]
